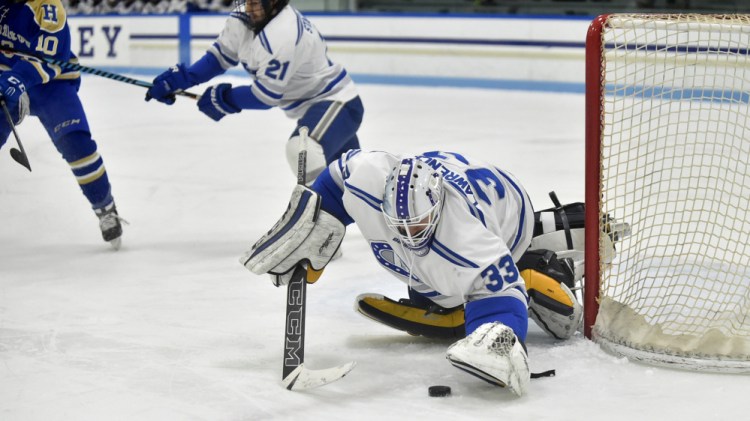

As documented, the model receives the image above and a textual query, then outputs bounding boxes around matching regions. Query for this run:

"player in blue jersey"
[146,0,364,183]
[0,0,124,249]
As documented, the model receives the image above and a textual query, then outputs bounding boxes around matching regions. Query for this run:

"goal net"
[584,13,750,373]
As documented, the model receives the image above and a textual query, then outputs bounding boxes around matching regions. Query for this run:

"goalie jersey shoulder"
[330,149,398,212]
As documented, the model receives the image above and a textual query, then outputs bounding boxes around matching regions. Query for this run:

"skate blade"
[109,237,122,251]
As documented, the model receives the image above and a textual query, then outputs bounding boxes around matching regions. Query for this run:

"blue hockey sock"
[465,296,529,342]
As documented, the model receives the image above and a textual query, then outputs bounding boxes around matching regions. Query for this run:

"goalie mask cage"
[584,14,750,373]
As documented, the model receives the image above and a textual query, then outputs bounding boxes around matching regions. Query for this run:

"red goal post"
[584,13,750,372]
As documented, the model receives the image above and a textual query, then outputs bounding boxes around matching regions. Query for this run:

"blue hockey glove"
[197,83,241,121]
[0,72,29,124]
[146,64,192,105]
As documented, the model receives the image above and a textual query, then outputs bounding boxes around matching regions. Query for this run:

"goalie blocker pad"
[241,185,345,277]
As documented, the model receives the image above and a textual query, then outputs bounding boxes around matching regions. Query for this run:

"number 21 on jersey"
[266,59,289,80]
[481,255,518,292]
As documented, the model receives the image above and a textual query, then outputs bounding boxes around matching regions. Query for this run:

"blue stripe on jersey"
[445,183,486,226]
[337,155,350,179]
[259,31,272,54]
[282,99,305,111]
[337,149,361,180]
[295,11,303,45]
[417,289,441,298]
[420,151,469,165]
[431,239,478,268]
[229,11,249,24]
[253,80,283,100]
[282,69,349,111]
[322,69,348,96]
[344,182,382,212]
[212,42,239,67]
[410,286,448,305]
[496,168,527,254]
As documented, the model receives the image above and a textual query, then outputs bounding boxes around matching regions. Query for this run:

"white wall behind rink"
[68,13,593,92]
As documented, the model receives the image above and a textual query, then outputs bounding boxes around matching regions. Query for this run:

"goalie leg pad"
[517,249,575,289]
[518,249,582,340]
[355,293,465,340]
[526,277,582,340]
[241,185,345,278]
[521,271,582,340]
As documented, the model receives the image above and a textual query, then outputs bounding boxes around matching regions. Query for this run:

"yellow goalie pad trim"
[360,296,464,328]
[306,266,324,284]
[520,269,575,307]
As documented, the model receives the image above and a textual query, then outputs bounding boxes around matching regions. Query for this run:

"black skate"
[95,202,124,250]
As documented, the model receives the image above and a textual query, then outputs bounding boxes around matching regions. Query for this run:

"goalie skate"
[446,322,530,397]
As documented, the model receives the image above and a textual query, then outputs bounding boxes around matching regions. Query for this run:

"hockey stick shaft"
[282,129,309,381]
[281,128,356,390]
[283,265,308,381]
[1,99,31,171]
[0,47,198,100]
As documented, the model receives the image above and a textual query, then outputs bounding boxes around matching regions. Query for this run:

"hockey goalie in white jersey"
[146,0,363,183]
[242,149,589,397]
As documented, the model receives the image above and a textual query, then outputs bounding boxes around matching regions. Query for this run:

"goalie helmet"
[233,0,290,32]
[382,157,445,252]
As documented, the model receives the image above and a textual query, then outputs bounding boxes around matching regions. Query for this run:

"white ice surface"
[0,75,746,420]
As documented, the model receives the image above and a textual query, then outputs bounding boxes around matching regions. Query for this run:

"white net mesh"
[593,14,750,372]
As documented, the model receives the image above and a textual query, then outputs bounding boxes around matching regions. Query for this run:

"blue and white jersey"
[327,150,534,308]
[0,0,79,84]
[208,5,358,119]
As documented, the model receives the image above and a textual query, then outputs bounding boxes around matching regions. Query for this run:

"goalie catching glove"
[240,185,345,286]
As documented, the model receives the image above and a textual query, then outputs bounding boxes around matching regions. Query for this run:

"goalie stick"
[1,99,31,171]
[0,46,198,100]
[281,127,355,391]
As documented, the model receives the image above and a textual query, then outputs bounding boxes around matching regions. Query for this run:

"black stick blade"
[10,147,31,171]
[1,99,31,172]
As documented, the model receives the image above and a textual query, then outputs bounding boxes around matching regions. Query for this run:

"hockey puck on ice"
[428,385,452,397]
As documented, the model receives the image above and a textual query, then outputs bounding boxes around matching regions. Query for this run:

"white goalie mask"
[382,158,445,252]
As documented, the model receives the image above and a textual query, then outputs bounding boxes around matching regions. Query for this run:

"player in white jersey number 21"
[242,150,595,397]
[146,0,363,184]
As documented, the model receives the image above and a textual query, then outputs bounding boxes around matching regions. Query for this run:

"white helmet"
[382,157,445,251]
